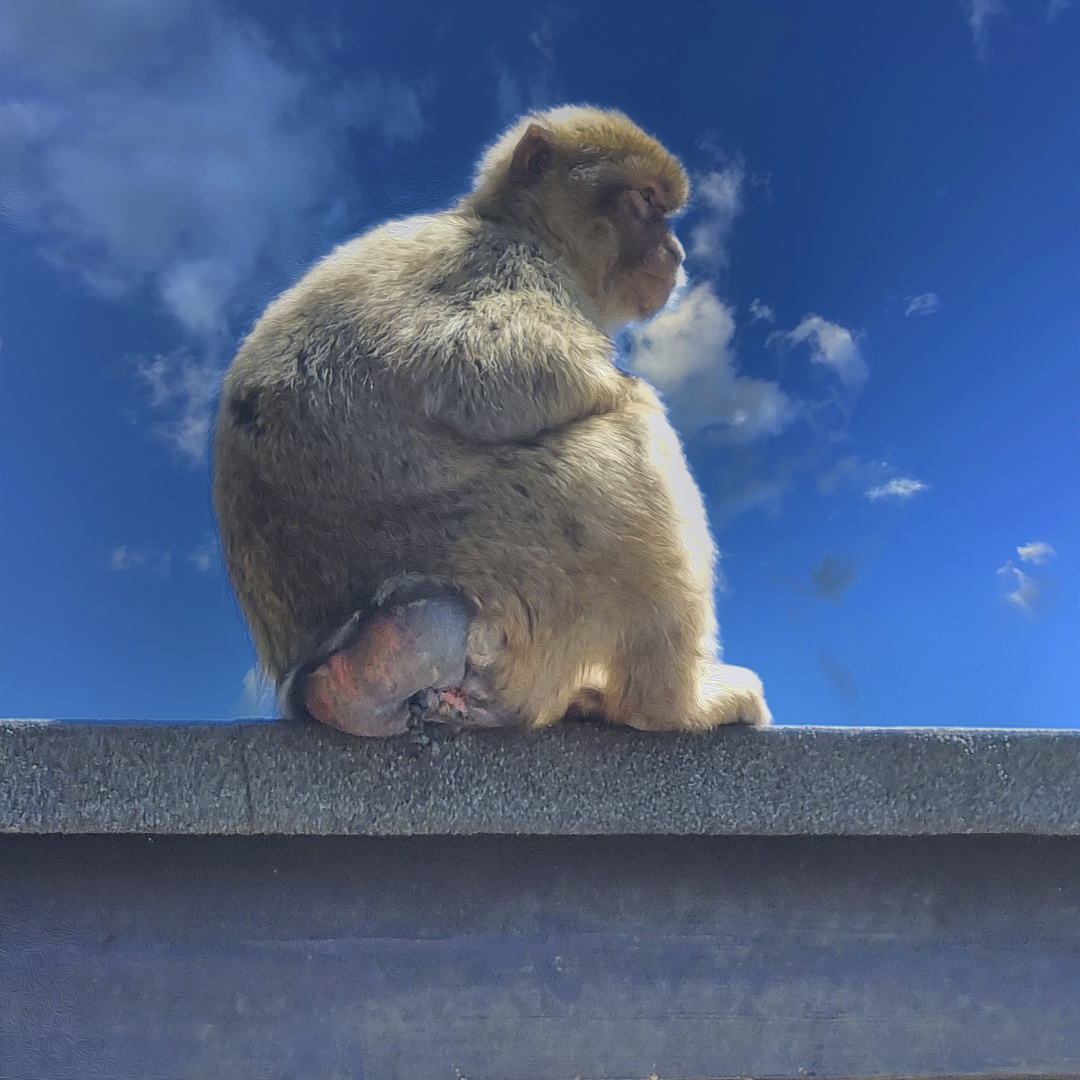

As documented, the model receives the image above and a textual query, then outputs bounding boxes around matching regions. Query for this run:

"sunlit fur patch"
[468,106,690,217]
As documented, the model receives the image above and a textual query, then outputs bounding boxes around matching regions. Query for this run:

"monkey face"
[604,184,684,326]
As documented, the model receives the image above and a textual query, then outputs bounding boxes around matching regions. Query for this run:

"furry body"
[214,108,768,730]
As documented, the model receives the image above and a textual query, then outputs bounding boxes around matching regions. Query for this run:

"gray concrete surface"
[2,719,1078,835]
[3,833,1078,1079]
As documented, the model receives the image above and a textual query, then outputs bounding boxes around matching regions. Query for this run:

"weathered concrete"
[3,721,1079,1077]
[2,719,1078,835]
[2,833,1078,1079]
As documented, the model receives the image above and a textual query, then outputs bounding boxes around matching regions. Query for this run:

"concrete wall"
[2,721,1078,1079]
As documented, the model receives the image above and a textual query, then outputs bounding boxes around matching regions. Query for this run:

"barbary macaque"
[213,106,770,735]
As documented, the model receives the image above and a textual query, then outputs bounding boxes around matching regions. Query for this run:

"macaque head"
[466,107,690,332]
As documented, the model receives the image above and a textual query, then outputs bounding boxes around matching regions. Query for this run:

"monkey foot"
[299,589,514,736]
[408,671,517,731]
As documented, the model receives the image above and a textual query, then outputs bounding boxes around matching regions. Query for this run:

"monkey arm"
[413,292,632,443]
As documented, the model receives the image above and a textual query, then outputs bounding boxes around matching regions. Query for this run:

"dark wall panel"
[2,834,1077,1079]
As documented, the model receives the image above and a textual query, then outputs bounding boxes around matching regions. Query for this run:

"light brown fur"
[213,106,769,730]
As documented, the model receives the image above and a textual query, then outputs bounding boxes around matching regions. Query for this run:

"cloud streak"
[627,283,794,442]
[997,560,1041,615]
[904,292,940,317]
[998,543,1055,615]
[107,545,172,576]
[816,455,931,506]
[865,477,928,502]
[688,156,745,267]
[492,10,573,120]
[187,538,218,572]
[966,0,1007,63]
[770,315,868,387]
[135,349,223,464]
[749,298,776,323]
[1,0,423,459]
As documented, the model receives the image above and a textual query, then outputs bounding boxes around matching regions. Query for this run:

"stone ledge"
[2,719,1078,836]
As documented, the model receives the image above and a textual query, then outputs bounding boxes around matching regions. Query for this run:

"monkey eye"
[639,186,670,216]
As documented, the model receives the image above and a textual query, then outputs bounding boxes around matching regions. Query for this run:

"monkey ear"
[510,123,556,185]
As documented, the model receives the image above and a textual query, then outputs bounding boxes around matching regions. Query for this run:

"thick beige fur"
[213,106,769,729]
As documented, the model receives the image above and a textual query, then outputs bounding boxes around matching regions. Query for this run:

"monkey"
[213,106,770,736]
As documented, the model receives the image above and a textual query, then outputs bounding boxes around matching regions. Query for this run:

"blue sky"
[1,0,1076,725]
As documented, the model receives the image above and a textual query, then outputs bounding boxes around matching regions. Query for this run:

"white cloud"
[108,545,172,575]
[627,283,794,441]
[771,314,868,387]
[904,292,940,317]
[998,560,1040,615]
[865,477,928,502]
[1046,0,1072,21]
[187,538,217,572]
[135,349,222,464]
[688,157,745,266]
[818,455,916,498]
[107,537,218,574]
[966,0,1007,62]
[1,0,423,459]
[1017,541,1056,564]
[749,298,776,323]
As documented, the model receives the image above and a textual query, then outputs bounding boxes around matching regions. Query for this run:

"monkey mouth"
[636,269,678,306]
[639,268,677,287]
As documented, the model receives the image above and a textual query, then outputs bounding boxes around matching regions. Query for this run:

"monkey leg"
[618,656,770,730]
[282,586,516,736]
[605,621,771,731]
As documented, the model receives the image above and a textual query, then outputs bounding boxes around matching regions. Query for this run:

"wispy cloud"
[865,477,928,502]
[493,55,525,121]
[817,455,930,504]
[627,283,794,441]
[749,298,776,323]
[492,9,574,120]
[998,541,1056,615]
[135,349,222,463]
[966,0,1007,63]
[107,537,219,575]
[997,560,1041,615]
[1,0,422,459]
[688,154,745,267]
[107,545,172,576]
[1046,0,1072,22]
[770,315,868,387]
[904,292,940,317]
[187,538,217,572]
[1017,540,1056,564]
